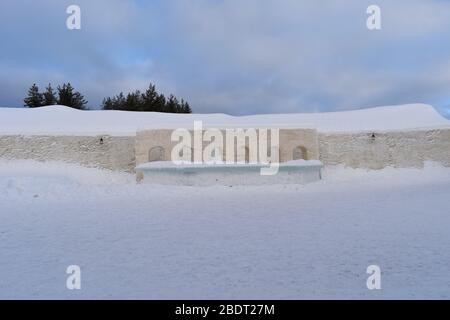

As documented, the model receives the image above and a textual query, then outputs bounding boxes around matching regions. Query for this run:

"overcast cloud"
[0,0,449,115]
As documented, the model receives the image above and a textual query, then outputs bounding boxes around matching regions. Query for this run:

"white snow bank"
[1,159,447,187]
[0,103,448,136]
[136,159,323,169]
[0,160,135,186]
[1,160,450,299]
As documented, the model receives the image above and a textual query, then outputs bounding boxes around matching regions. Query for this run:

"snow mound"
[1,160,450,299]
[0,103,448,136]
[0,160,134,186]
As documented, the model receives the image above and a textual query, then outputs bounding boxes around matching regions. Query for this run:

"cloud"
[0,0,449,114]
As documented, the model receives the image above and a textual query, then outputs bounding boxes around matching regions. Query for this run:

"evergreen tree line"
[24,83,88,109]
[102,84,192,113]
[24,83,192,113]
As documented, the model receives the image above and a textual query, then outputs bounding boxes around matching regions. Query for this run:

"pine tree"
[57,83,87,110]
[72,91,88,110]
[100,82,193,113]
[155,93,166,112]
[113,92,126,110]
[165,95,178,113]
[43,83,57,106]
[57,83,74,107]
[141,84,159,111]
[24,84,44,108]
[180,99,192,113]
[102,97,114,110]
[125,90,142,111]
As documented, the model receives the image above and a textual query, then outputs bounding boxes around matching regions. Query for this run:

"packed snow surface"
[0,103,448,136]
[0,160,449,299]
[136,159,323,169]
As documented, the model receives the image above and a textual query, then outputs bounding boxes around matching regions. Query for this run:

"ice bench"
[136,160,323,186]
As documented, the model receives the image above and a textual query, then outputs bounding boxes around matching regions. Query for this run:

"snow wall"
[0,128,449,171]
[0,135,136,172]
[319,128,450,169]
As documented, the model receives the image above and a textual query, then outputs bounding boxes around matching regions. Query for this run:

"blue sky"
[0,0,450,115]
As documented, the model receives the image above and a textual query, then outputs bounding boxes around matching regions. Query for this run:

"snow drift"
[0,103,448,136]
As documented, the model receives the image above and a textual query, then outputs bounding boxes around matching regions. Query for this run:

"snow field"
[0,160,449,299]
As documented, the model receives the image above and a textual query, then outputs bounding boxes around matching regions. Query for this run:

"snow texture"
[0,160,449,299]
[0,103,448,136]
